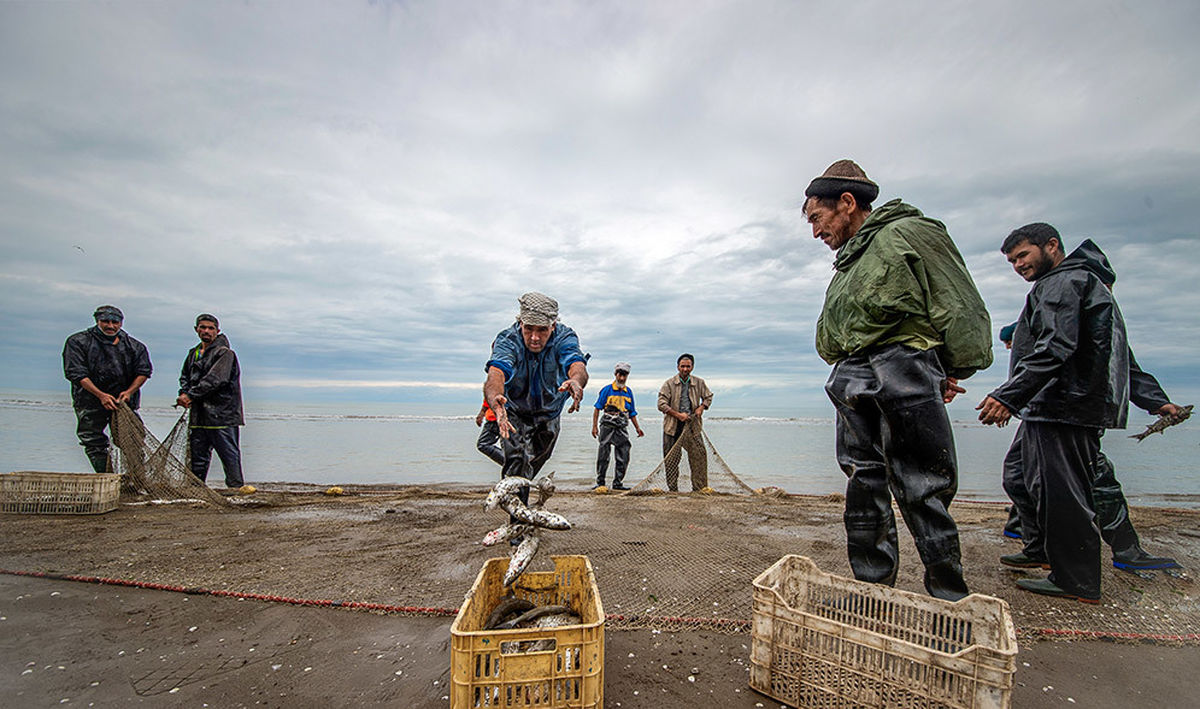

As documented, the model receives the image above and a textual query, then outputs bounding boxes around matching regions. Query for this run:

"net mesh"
[622,419,756,496]
[110,404,230,508]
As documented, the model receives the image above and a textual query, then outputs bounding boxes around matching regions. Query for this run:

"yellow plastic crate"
[751,555,1017,709]
[451,555,604,708]
[0,471,121,515]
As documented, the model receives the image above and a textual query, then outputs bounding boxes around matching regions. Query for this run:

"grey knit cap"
[517,292,559,326]
[614,362,631,374]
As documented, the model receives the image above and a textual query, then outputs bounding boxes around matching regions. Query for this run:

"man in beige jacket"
[657,353,713,491]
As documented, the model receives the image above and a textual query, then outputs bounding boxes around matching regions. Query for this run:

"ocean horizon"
[3,389,1196,508]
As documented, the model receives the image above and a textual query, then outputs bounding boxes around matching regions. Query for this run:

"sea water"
[2,391,1196,507]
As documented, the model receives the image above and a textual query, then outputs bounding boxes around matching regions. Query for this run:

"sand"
[2,484,1198,708]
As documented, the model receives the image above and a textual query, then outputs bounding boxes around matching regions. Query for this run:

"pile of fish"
[483,597,581,631]
[481,472,571,588]
[1130,404,1193,442]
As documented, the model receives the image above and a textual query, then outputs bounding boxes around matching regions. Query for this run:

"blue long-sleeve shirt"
[486,322,589,419]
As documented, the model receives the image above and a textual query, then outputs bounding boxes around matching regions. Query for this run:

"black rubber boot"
[1112,547,1181,571]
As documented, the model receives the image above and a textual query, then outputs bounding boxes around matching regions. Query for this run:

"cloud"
[1,1,1198,410]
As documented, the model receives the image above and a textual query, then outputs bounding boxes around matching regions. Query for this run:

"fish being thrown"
[499,496,572,530]
[1130,404,1193,442]
[502,531,542,587]
[481,523,535,547]
[483,476,533,511]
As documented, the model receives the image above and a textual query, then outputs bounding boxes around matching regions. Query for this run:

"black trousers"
[1021,421,1102,599]
[825,346,968,601]
[596,423,630,486]
[476,420,505,465]
[500,414,560,517]
[662,422,708,491]
[189,427,244,488]
[1003,424,1141,558]
[74,407,113,473]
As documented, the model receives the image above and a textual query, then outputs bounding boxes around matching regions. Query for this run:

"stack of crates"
[450,555,604,708]
[751,555,1017,709]
[0,471,120,514]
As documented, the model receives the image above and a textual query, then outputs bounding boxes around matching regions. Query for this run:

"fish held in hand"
[1130,404,1193,441]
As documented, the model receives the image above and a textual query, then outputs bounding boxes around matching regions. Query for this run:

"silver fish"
[503,531,541,587]
[500,497,572,530]
[1130,404,1193,442]
[494,604,570,631]
[484,596,535,630]
[482,523,535,547]
[530,612,582,628]
[484,476,533,511]
[532,471,556,508]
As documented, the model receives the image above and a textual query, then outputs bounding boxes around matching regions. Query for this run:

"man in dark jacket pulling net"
[62,305,153,473]
[978,224,1186,603]
[176,314,245,488]
[805,160,993,602]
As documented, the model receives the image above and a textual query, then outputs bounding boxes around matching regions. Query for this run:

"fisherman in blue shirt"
[591,361,645,490]
[484,292,589,506]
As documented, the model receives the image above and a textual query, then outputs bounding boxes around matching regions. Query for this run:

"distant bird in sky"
[73,245,85,254]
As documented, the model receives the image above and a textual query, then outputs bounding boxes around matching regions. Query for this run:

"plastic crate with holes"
[450,555,604,708]
[751,555,1017,709]
[0,471,121,514]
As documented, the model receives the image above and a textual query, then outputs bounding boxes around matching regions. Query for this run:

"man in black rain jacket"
[176,314,245,488]
[978,224,1185,603]
[62,305,153,473]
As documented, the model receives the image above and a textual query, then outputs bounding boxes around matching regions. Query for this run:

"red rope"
[4,567,1198,643]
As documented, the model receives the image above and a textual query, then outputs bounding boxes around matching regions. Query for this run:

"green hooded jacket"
[815,199,993,379]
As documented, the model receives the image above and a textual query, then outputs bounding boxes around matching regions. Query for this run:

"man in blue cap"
[62,305,153,473]
[591,361,645,490]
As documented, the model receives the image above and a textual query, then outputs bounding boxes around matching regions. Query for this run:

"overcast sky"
[2,0,1198,414]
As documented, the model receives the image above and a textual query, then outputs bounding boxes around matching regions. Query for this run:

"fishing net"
[110,404,230,508]
[622,419,756,496]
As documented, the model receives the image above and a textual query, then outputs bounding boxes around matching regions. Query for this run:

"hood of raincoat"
[180,333,244,427]
[816,199,993,379]
[989,239,1132,428]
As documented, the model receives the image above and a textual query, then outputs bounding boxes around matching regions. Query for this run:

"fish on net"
[621,419,755,496]
[110,403,230,508]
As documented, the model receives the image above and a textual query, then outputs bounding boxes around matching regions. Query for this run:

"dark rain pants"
[825,345,969,601]
[500,413,560,520]
[596,423,630,486]
[662,421,708,491]
[1021,421,1103,599]
[75,407,113,473]
[1003,425,1140,560]
[476,420,505,465]
[189,427,244,488]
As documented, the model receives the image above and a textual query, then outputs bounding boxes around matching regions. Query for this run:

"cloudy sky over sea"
[2,1,1198,413]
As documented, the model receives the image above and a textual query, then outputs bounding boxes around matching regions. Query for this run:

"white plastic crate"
[751,555,1016,709]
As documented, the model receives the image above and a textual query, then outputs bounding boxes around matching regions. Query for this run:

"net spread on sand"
[54,409,1197,644]
[623,420,756,496]
[110,404,230,508]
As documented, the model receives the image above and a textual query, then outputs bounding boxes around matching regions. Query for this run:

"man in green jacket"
[805,160,993,601]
